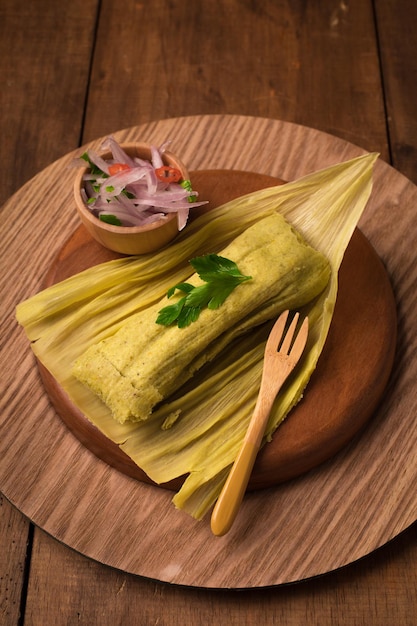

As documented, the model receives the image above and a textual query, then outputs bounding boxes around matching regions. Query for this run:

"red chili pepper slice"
[155,165,182,183]
[108,162,131,176]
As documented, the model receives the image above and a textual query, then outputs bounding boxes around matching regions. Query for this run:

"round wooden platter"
[1,115,417,589]
[40,169,396,491]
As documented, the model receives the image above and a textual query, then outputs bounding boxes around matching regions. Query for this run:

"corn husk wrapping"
[16,153,378,519]
[72,213,331,424]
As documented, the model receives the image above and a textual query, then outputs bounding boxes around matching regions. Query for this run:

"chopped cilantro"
[99,214,123,226]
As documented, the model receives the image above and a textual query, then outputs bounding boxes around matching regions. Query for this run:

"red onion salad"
[73,136,208,231]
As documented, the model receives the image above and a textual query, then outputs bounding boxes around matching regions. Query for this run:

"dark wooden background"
[1,1,416,624]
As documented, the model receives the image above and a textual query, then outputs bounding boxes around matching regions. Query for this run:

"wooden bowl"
[73,142,190,255]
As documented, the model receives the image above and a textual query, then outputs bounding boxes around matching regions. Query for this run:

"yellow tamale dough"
[72,213,331,423]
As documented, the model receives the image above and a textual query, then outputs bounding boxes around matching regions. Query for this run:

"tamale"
[72,213,330,423]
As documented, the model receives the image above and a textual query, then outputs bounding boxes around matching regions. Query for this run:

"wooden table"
[1,1,416,623]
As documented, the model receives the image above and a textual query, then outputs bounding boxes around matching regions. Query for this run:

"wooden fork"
[210,310,309,536]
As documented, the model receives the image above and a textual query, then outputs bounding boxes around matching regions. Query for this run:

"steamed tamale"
[72,213,330,423]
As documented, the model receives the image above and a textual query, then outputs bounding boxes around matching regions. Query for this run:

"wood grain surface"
[1,115,416,589]
[1,0,417,623]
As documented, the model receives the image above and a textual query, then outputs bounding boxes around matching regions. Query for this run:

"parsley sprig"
[156,254,252,328]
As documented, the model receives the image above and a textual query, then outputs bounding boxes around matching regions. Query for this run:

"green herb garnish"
[156,254,252,328]
[81,152,107,178]
[99,214,123,226]
[180,179,197,202]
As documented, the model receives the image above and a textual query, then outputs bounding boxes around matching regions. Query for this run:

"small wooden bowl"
[73,142,190,255]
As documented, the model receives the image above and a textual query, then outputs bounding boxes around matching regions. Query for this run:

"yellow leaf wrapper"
[16,153,378,519]
[72,213,330,423]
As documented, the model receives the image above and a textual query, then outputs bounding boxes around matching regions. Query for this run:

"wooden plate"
[39,169,397,491]
[2,116,415,589]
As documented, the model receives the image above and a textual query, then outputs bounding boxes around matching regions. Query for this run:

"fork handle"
[210,437,259,536]
[210,380,287,536]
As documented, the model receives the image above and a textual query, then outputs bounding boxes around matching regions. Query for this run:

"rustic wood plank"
[83,0,387,157]
[0,1,98,624]
[0,0,99,206]
[1,0,416,623]
[0,496,30,625]
[374,0,417,184]
[24,523,417,625]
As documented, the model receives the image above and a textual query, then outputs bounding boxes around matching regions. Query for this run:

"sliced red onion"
[132,197,205,211]
[77,137,208,229]
[150,145,164,169]
[84,150,111,175]
[101,136,137,168]
[177,208,189,231]
[158,140,172,154]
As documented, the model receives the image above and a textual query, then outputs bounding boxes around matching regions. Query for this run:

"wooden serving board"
[3,116,416,589]
[39,169,397,491]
